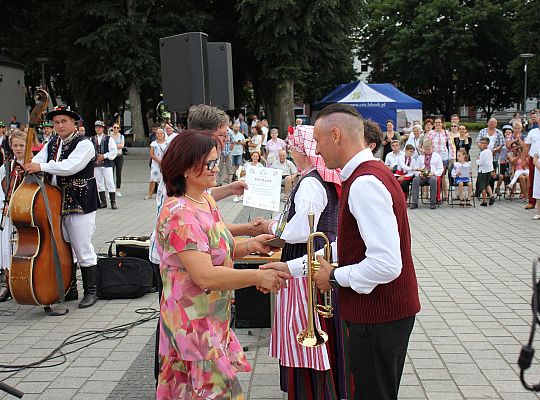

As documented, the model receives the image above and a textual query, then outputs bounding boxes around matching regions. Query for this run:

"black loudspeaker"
[159,32,209,112]
[234,262,271,328]
[207,42,234,111]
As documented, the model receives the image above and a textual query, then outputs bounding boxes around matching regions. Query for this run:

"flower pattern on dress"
[156,194,250,399]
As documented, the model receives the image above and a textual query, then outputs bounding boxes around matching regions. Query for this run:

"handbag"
[97,237,155,299]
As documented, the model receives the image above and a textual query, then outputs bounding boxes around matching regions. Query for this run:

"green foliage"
[237,0,360,110]
[358,0,519,119]
[509,0,540,101]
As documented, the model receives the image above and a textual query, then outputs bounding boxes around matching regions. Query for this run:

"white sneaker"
[533,215,540,220]
[116,191,122,197]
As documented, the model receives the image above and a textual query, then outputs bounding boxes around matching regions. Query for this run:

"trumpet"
[297,212,337,348]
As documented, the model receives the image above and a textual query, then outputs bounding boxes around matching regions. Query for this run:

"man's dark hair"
[363,119,383,154]
[315,104,361,121]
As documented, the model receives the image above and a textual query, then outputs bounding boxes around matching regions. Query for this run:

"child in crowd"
[452,149,473,206]
[476,137,495,206]
[395,144,415,198]
[145,128,167,200]
[532,144,540,220]
[507,140,529,200]
[0,130,26,302]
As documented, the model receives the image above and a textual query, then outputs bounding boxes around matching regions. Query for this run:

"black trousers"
[348,316,415,400]
[152,262,163,383]
[112,155,124,189]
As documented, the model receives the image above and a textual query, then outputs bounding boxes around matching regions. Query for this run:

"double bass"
[9,90,73,307]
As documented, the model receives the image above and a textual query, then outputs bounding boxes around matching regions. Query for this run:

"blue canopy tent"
[313,81,423,130]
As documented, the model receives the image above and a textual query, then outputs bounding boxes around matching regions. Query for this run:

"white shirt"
[95,134,117,161]
[396,153,415,177]
[384,150,403,169]
[476,148,494,173]
[33,133,95,186]
[166,131,179,143]
[261,126,269,145]
[405,134,424,158]
[288,149,402,294]
[526,128,540,156]
[271,159,298,176]
[277,176,328,244]
[413,152,444,177]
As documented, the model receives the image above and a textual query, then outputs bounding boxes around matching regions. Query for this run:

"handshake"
[257,255,335,294]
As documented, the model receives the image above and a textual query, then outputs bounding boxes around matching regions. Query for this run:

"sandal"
[459,199,465,207]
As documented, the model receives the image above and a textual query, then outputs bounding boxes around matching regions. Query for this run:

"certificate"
[242,166,282,211]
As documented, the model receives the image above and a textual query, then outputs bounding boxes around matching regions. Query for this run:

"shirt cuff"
[287,256,305,278]
[333,265,351,287]
[40,163,48,173]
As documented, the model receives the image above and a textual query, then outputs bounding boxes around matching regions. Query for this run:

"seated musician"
[23,106,100,309]
[384,139,403,172]
[0,130,27,302]
[409,139,444,209]
[395,144,415,197]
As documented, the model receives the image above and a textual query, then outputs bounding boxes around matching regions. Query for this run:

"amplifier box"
[114,236,150,260]
[234,261,271,328]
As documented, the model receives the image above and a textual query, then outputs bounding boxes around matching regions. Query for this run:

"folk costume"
[32,106,100,308]
[288,148,421,400]
[91,121,118,209]
[269,125,351,399]
[0,158,24,302]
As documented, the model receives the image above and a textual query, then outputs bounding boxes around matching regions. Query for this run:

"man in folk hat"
[40,122,54,144]
[23,105,100,309]
[91,121,118,209]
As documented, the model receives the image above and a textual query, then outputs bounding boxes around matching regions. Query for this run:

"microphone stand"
[0,381,24,398]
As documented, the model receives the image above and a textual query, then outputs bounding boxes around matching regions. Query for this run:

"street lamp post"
[520,53,534,118]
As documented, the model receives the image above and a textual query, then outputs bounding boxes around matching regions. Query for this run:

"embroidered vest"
[281,170,339,261]
[92,135,113,167]
[338,160,421,324]
[46,133,99,215]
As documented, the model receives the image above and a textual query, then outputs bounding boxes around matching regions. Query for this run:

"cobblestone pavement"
[1,147,540,399]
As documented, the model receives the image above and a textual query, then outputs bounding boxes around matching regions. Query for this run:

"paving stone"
[2,150,540,399]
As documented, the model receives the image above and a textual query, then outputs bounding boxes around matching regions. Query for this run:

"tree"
[510,0,540,111]
[237,0,360,131]
[358,0,517,119]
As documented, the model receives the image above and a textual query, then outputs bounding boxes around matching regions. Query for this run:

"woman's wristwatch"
[329,268,340,289]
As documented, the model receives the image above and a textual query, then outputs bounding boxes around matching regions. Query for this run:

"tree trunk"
[263,79,294,134]
[128,81,144,142]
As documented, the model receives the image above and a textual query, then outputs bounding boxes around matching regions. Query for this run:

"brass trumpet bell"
[296,212,335,348]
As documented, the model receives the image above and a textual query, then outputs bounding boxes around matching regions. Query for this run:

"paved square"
[1,147,540,399]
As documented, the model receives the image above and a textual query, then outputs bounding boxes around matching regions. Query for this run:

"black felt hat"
[46,105,80,121]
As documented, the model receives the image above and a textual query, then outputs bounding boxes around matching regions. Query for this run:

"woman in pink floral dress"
[156,131,290,400]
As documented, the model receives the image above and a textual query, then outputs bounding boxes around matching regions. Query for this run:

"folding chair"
[448,178,476,208]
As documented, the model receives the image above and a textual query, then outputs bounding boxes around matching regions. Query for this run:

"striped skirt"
[269,243,352,399]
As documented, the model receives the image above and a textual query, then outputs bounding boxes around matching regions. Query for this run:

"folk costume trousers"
[94,167,115,193]
[62,212,97,267]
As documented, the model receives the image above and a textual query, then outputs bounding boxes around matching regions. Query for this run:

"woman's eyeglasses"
[205,158,220,171]
[451,124,458,128]
[113,127,120,129]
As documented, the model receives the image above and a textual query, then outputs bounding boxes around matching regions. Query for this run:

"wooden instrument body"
[9,178,73,306]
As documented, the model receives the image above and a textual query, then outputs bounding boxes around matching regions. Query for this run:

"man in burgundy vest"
[262,104,420,400]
